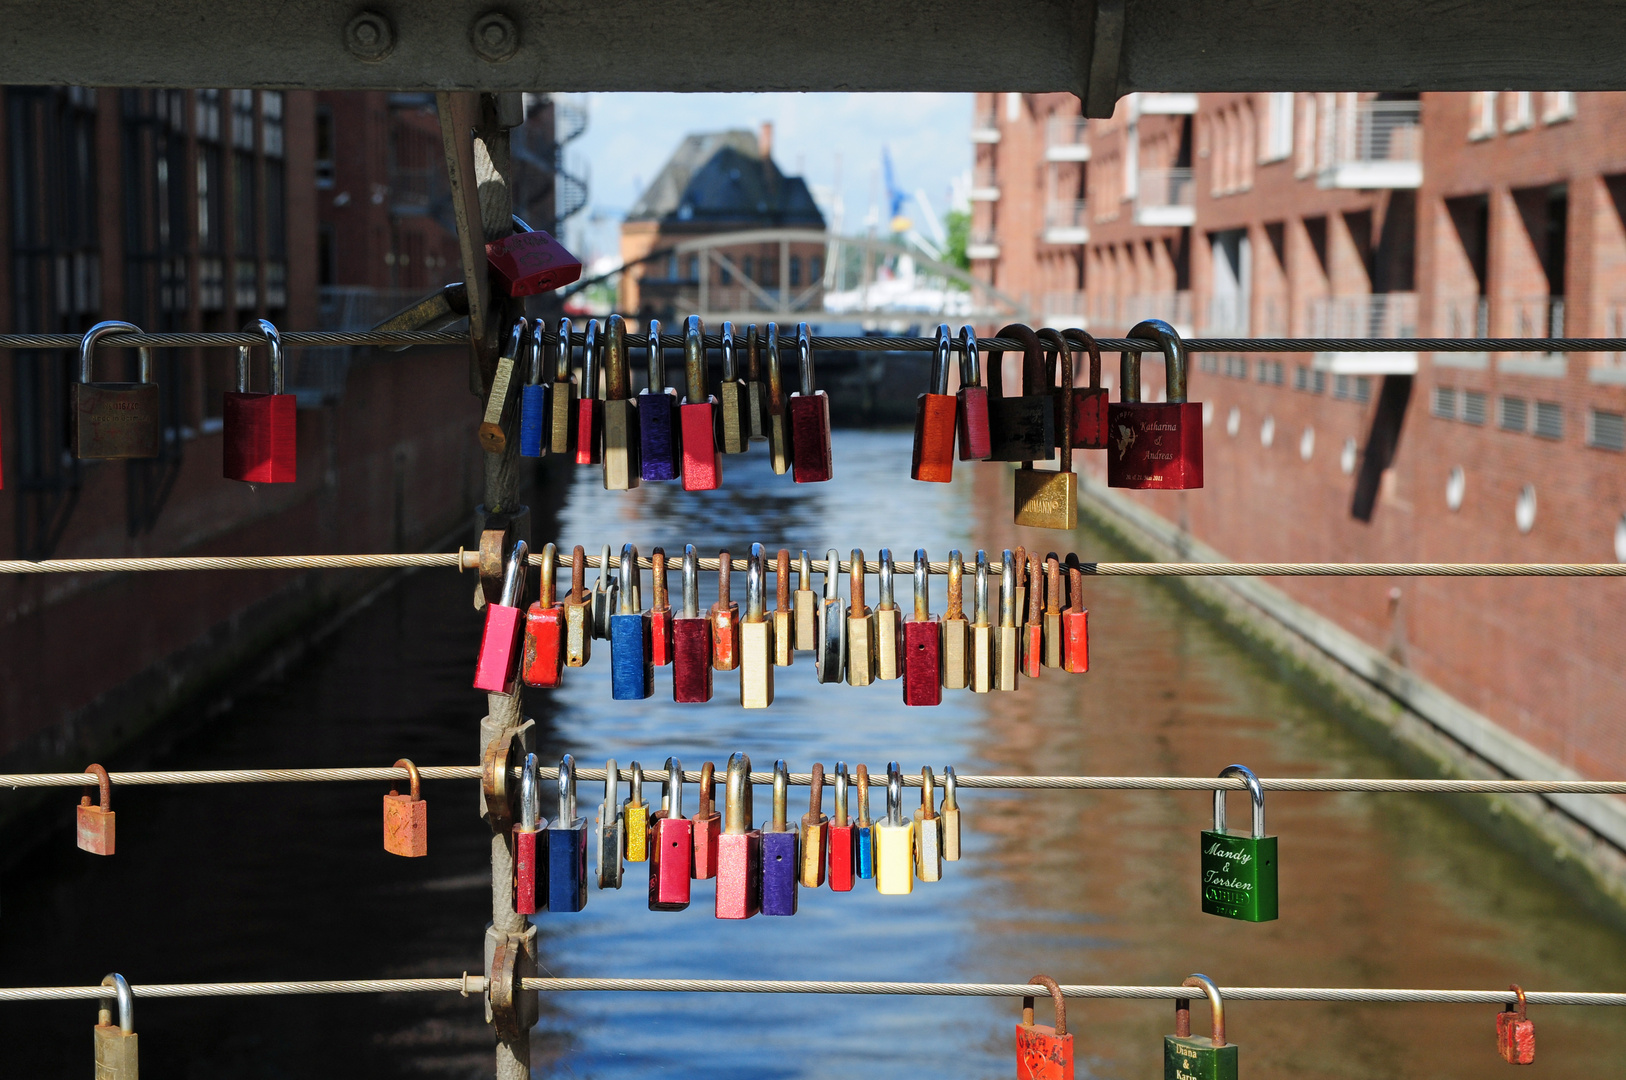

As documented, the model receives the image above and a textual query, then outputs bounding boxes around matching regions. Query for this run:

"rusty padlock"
[1497,984,1535,1064]
[1063,328,1109,450]
[1016,975,1074,1080]
[76,763,115,855]
[383,758,428,857]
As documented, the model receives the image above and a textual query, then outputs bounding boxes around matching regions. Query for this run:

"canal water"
[2,430,1623,1078]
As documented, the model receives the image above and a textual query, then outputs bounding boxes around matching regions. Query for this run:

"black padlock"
[984,324,1055,463]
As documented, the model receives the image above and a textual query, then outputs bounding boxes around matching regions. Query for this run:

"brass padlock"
[94,973,139,1080]
[718,321,748,454]
[1014,328,1078,530]
[601,314,640,490]
[764,324,792,475]
[739,544,775,709]
[941,551,970,690]
[772,548,795,667]
[793,549,818,651]
[72,321,159,459]
[1042,555,1065,669]
[846,549,877,686]
[874,550,903,681]
[744,323,768,441]
[382,758,428,857]
[479,317,527,454]
[969,551,995,694]
[995,550,1020,691]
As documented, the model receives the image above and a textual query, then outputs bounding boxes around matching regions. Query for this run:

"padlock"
[739,544,775,709]
[72,320,160,459]
[793,549,818,651]
[828,761,856,892]
[648,547,674,667]
[473,539,529,693]
[874,549,904,681]
[1016,974,1074,1080]
[970,551,996,695]
[799,762,830,888]
[761,759,800,915]
[1011,544,1029,629]
[816,548,848,684]
[223,318,297,483]
[479,317,528,455]
[522,543,565,689]
[513,753,543,914]
[911,323,959,482]
[854,763,875,880]
[903,548,943,707]
[485,220,583,296]
[574,318,604,466]
[93,974,139,1080]
[1042,556,1064,669]
[1064,328,1109,450]
[1021,550,1045,679]
[846,549,877,686]
[788,322,834,482]
[1497,984,1535,1064]
[764,323,792,474]
[744,323,768,441]
[601,314,641,490]
[1165,974,1237,1080]
[638,319,681,481]
[941,765,962,861]
[1063,558,1090,674]
[1109,318,1204,489]
[772,548,795,667]
[710,549,742,671]
[672,545,714,703]
[873,762,915,895]
[591,543,618,640]
[547,754,589,912]
[549,317,578,456]
[383,758,428,857]
[692,760,721,880]
[985,323,1055,463]
[649,756,693,911]
[623,762,650,863]
[716,752,762,920]
[562,545,593,668]
[596,758,624,890]
[76,763,115,855]
[680,315,723,491]
[1202,764,1278,922]
[518,318,550,458]
[609,543,653,700]
[995,550,1020,692]
[957,325,992,461]
[1015,329,1078,530]
[913,766,943,882]
[717,321,749,454]
[941,550,970,691]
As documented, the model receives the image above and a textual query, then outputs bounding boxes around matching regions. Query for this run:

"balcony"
[1205,294,1249,336]
[1041,291,1087,330]
[967,228,1000,261]
[1041,199,1090,245]
[1317,100,1422,189]
[970,166,999,203]
[1500,296,1568,375]
[1045,115,1090,161]
[1138,93,1199,115]
[1308,292,1420,373]
[1133,168,1195,226]
[971,112,1000,144]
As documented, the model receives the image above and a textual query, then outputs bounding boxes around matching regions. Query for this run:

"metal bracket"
[436,91,497,396]
[475,504,529,609]
[481,720,533,832]
[486,922,537,1037]
[1084,0,1125,118]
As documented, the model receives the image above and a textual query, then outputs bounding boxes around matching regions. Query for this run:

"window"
[719,260,731,286]
[314,106,335,188]
[1293,365,1307,390]
[1504,91,1534,132]
[1223,355,1248,379]
[1463,390,1488,425]
[1533,400,1564,440]
[1589,408,1625,451]
[789,254,801,287]
[1256,360,1283,385]
[1470,92,1499,139]
[230,88,255,150]
[261,91,283,158]
[1294,94,1316,177]
[1498,395,1529,432]
[810,255,822,281]
[1432,385,1459,419]
[1543,92,1577,124]
[1333,374,1372,403]
[1294,365,1327,394]
[1201,355,1219,374]
[686,254,698,279]
[742,255,754,281]
[1261,92,1293,162]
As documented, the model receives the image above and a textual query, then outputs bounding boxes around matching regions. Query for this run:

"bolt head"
[472,11,520,62]
[344,11,395,63]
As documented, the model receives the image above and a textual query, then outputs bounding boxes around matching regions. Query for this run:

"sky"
[558,92,973,266]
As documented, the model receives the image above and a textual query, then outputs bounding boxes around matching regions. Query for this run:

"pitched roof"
[627,129,826,228]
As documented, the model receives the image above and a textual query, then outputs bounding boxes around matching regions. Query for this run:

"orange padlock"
[1062,559,1090,674]
[76,763,115,856]
[1496,984,1535,1064]
[1016,974,1074,1080]
[383,758,428,857]
[911,323,959,483]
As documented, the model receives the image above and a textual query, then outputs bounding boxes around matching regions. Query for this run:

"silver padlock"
[591,543,619,640]
[913,766,943,882]
[597,758,625,889]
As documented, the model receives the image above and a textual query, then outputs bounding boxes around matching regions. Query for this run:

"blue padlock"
[760,759,800,915]
[547,754,589,913]
[518,318,550,457]
[638,318,681,481]
[610,543,654,700]
[855,763,876,879]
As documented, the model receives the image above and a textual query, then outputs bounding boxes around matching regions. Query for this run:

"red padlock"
[692,761,722,880]
[710,550,741,672]
[903,549,943,707]
[1016,975,1074,1080]
[382,758,428,857]
[649,757,694,911]
[1062,559,1089,674]
[522,542,565,688]
[1107,318,1203,489]
[485,217,583,297]
[788,322,834,483]
[956,325,992,460]
[672,545,714,703]
[1021,550,1044,680]
[76,763,115,856]
[680,316,723,491]
[1063,328,1109,450]
[827,762,856,891]
[574,319,603,466]
[911,324,958,483]
[223,318,296,483]
[513,753,543,915]
[648,547,674,667]
[474,539,528,693]
[1497,984,1535,1064]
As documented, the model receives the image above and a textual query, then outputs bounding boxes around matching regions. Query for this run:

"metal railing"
[1043,199,1089,231]
[1134,168,1194,219]
[1308,293,1420,339]
[1044,115,1089,158]
[1205,295,1249,336]
[1507,296,1565,339]
[1321,100,1421,167]
[1441,296,1489,338]
[1123,291,1193,330]
[970,111,1000,142]
[1040,290,1087,325]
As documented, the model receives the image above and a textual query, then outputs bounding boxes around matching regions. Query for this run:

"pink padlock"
[474,540,529,693]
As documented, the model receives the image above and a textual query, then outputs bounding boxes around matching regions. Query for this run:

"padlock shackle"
[627,761,644,809]
[84,762,111,811]
[519,752,540,830]
[1506,983,1528,1019]
[716,549,733,607]
[765,323,785,414]
[1181,974,1226,1047]
[877,549,895,611]
[1068,563,1086,613]
[569,545,588,604]
[603,757,620,814]
[662,756,684,819]
[913,548,930,621]
[833,761,849,827]
[957,325,981,388]
[498,316,528,389]
[698,761,715,818]
[581,319,602,401]
[990,323,1042,399]
[796,322,815,396]
[79,320,152,386]
[645,318,665,392]
[1119,318,1188,404]
[807,761,825,817]
[500,539,529,608]
[681,544,700,619]
[999,550,1017,629]
[558,753,578,823]
[236,318,285,395]
[973,550,990,627]
[538,542,557,606]
[595,543,615,597]
[931,324,952,396]
[724,752,752,835]
[745,543,766,622]
[720,321,739,381]
[1045,556,1063,615]
[604,314,632,401]
[1214,763,1265,838]
[920,766,936,817]
[619,543,640,614]
[942,765,959,811]
[847,549,866,612]
[1061,327,1103,391]
[1035,327,1075,469]
[651,547,669,612]
[798,549,812,594]
[1024,974,1067,1037]
[855,763,872,827]
[885,761,904,827]
[554,317,574,383]
[99,973,134,1034]
[945,550,963,620]
[771,759,790,832]
[1027,551,1044,625]
[528,318,547,386]
[775,548,791,614]
[825,548,844,604]
[746,324,762,381]
[391,758,422,802]
[682,315,708,403]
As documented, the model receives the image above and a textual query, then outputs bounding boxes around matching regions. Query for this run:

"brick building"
[972,91,1626,784]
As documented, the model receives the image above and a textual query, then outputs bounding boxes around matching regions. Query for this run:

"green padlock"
[1164,974,1237,1080]
[1200,764,1277,922]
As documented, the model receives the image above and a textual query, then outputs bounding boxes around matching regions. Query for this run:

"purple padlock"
[760,759,800,915]
[638,319,681,481]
